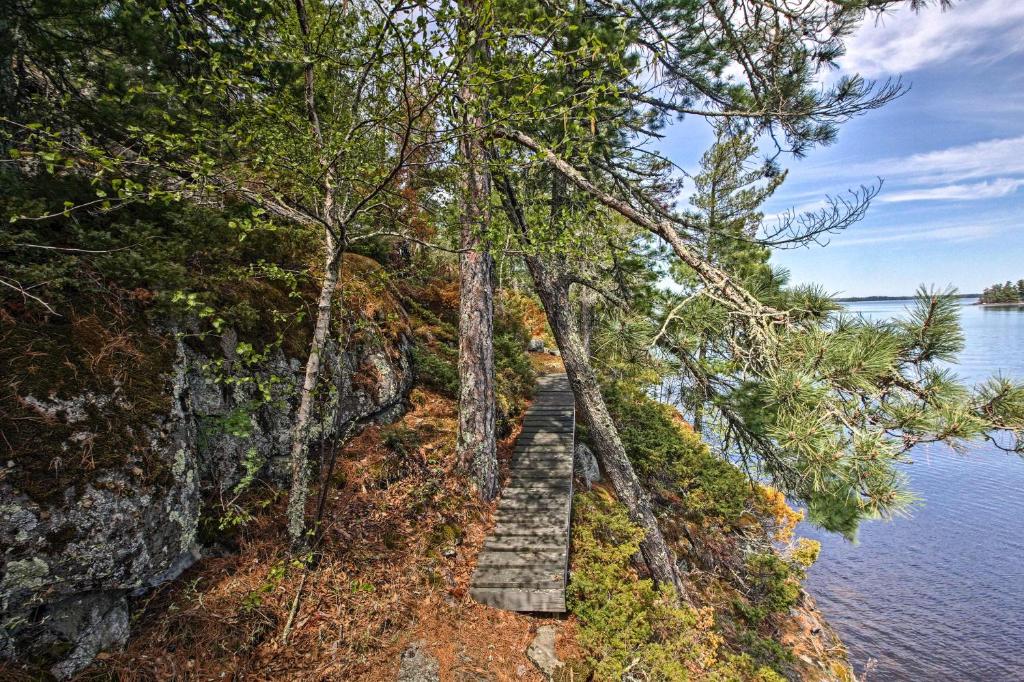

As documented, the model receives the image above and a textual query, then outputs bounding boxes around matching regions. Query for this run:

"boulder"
[397,640,440,682]
[526,625,563,680]
[573,443,601,489]
[527,336,546,353]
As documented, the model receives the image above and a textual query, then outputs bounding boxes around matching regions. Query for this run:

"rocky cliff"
[0,297,413,678]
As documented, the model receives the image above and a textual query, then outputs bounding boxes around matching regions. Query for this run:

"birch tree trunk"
[286,0,343,547]
[456,2,498,501]
[286,233,341,546]
[524,254,686,598]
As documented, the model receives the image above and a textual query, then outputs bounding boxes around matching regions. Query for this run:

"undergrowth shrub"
[602,381,750,523]
[494,294,535,425]
[568,490,785,682]
[411,341,460,398]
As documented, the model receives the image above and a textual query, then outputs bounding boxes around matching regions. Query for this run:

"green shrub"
[411,341,459,398]
[602,381,751,523]
[742,552,803,621]
[494,299,535,426]
[568,490,785,682]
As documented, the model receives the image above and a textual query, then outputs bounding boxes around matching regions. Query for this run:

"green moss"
[411,341,459,398]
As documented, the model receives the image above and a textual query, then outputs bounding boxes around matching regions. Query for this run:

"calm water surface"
[799,299,1024,680]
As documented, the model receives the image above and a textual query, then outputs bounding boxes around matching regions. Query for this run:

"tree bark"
[455,1,498,501]
[286,233,342,546]
[576,286,599,357]
[524,254,686,598]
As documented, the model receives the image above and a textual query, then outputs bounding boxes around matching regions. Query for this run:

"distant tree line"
[980,280,1024,304]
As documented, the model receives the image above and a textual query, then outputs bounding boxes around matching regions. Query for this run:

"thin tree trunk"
[286,0,343,547]
[455,1,498,501]
[525,254,686,598]
[287,233,342,546]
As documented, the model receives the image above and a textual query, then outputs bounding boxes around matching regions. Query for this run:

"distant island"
[979,280,1024,305]
[836,294,980,302]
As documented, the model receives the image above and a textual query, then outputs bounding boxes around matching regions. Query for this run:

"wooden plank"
[494,508,568,524]
[476,549,566,566]
[510,459,571,470]
[516,429,573,437]
[489,529,566,543]
[483,538,565,552]
[493,524,565,538]
[509,466,570,474]
[471,371,573,613]
[512,448,572,460]
[500,487,569,497]
[469,587,565,612]
[507,473,573,483]
[508,467,573,479]
[500,488,570,501]
[515,434,573,444]
[519,424,573,433]
[502,479,572,491]
[521,413,573,420]
[489,518,565,532]
[511,453,572,464]
[499,497,573,507]
[521,413,574,422]
[513,448,571,456]
[471,567,565,589]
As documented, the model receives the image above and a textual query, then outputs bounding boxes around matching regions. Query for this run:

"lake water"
[798,299,1024,680]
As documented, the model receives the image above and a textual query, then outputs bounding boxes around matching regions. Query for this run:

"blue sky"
[661,1,1024,297]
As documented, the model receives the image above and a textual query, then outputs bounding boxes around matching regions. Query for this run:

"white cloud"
[884,135,1024,184]
[880,178,1024,202]
[831,221,1006,247]
[841,0,1024,78]
[815,135,1024,191]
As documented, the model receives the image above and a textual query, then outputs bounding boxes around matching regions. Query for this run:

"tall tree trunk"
[286,0,343,548]
[525,254,686,598]
[456,1,498,500]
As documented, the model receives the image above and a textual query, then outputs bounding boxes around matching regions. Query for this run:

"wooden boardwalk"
[469,372,575,612]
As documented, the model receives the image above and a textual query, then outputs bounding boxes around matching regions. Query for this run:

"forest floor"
[76,354,577,681]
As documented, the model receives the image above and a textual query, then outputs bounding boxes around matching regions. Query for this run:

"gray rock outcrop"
[1,319,412,677]
[397,640,440,682]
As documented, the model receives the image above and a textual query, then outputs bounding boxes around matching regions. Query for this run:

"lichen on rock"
[1,273,414,677]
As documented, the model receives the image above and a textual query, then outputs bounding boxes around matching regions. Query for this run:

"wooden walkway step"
[470,372,574,612]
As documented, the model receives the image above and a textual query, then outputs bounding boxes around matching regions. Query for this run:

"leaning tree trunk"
[455,0,498,501]
[576,286,599,357]
[525,254,686,598]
